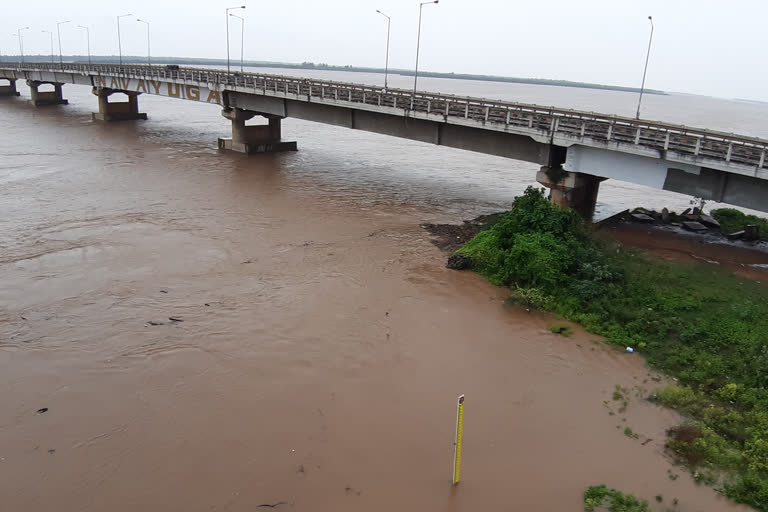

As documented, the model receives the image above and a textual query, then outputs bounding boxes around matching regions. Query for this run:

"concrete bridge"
[1,62,766,216]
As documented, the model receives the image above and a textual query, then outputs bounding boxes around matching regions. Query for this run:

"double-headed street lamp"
[16,27,29,63]
[226,5,246,74]
[41,30,54,64]
[117,13,133,65]
[375,9,391,90]
[78,25,91,65]
[56,20,70,66]
[414,0,438,95]
[137,18,151,66]
[229,13,245,73]
[636,16,654,120]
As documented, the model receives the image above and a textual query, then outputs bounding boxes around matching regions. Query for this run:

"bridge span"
[1,62,766,216]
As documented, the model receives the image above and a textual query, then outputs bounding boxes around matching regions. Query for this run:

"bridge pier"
[27,80,68,106]
[218,108,297,154]
[537,167,605,220]
[0,78,20,97]
[91,88,147,121]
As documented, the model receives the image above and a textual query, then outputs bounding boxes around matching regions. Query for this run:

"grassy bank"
[454,187,768,510]
[712,208,768,241]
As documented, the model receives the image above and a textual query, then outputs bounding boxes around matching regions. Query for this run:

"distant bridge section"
[1,62,766,215]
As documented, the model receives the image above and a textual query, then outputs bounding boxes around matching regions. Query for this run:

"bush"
[711,208,768,240]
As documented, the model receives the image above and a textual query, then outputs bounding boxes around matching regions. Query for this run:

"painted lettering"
[119,78,131,90]
[167,83,181,97]
[96,76,106,87]
[148,80,161,94]
[136,80,147,93]
[206,90,222,104]
[109,77,119,89]
[185,85,200,101]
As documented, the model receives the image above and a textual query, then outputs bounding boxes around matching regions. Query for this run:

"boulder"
[661,208,670,224]
[682,221,708,232]
[631,213,655,223]
[726,231,745,240]
[446,254,472,270]
[745,224,760,241]
[698,214,721,228]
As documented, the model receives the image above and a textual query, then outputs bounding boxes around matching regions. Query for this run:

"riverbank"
[432,189,768,511]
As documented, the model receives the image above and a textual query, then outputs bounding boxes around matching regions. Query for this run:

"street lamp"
[117,13,133,65]
[56,20,70,66]
[636,16,654,120]
[229,13,245,73]
[414,0,438,95]
[226,5,245,74]
[137,18,151,66]
[375,9,391,90]
[77,25,91,65]
[41,30,54,64]
[16,27,29,64]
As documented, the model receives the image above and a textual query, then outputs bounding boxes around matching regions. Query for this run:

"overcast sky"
[2,0,766,101]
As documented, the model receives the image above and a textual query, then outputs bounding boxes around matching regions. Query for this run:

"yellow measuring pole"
[452,394,465,485]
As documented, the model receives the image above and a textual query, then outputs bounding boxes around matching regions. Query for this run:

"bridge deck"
[2,62,767,176]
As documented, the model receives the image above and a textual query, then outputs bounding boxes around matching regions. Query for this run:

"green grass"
[711,208,768,240]
[455,187,768,510]
[584,485,650,512]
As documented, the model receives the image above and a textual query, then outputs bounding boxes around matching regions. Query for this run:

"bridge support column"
[91,88,147,121]
[218,108,297,154]
[537,167,605,220]
[0,78,20,97]
[27,80,68,106]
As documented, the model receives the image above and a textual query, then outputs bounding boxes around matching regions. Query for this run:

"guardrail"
[4,62,767,170]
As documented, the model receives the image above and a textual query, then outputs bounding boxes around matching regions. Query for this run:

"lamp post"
[635,16,654,120]
[117,13,133,65]
[16,27,29,64]
[136,18,151,66]
[77,25,91,65]
[226,5,246,74]
[41,30,54,64]
[375,9,391,90]
[229,13,245,72]
[56,20,70,66]
[414,0,438,95]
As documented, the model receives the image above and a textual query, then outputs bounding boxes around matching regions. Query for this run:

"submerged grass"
[455,187,768,510]
[583,485,650,512]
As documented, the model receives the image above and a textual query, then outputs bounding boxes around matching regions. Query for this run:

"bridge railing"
[5,61,767,171]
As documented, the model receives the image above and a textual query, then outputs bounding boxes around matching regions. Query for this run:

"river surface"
[0,70,759,511]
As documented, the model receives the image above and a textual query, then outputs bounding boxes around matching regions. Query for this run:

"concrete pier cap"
[218,107,297,154]
[91,87,147,121]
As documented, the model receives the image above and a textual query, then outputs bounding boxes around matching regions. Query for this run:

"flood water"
[0,71,760,511]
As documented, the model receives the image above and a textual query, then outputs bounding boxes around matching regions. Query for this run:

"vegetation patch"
[549,322,573,337]
[454,187,768,510]
[583,485,650,512]
[711,208,768,240]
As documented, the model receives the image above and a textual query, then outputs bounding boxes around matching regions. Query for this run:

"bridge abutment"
[0,78,20,97]
[91,88,147,121]
[218,108,297,154]
[27,80,68,106]
[537,167,605,220]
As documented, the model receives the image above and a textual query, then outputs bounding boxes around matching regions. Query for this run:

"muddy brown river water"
[0,72,762,511]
